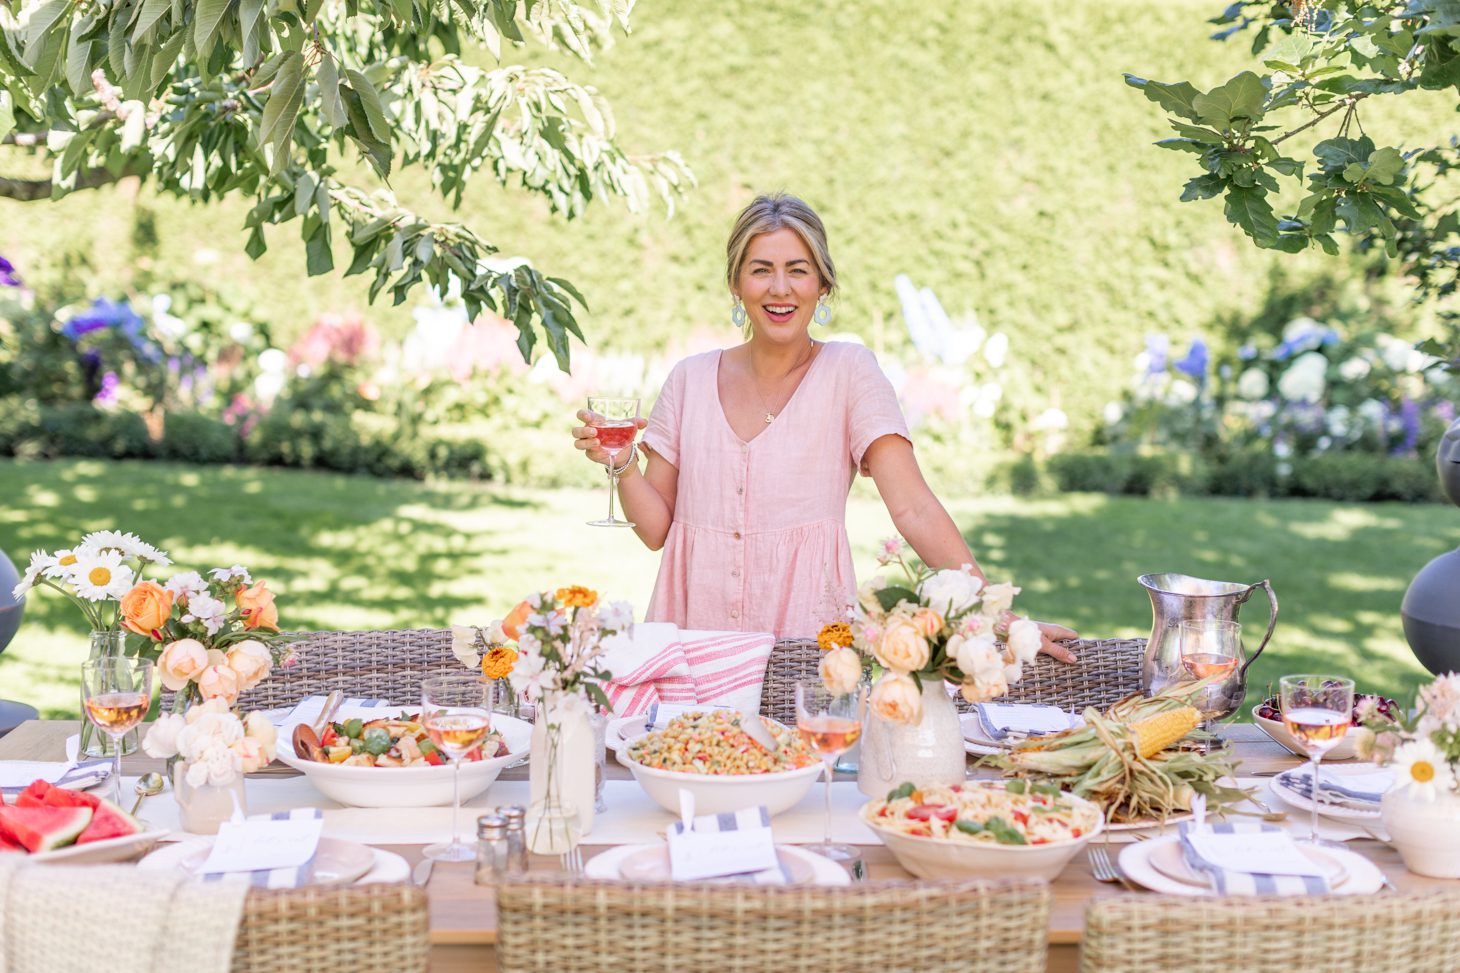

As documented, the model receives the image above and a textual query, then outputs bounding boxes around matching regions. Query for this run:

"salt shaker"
[475,813,510,885]
[498,804,529,874]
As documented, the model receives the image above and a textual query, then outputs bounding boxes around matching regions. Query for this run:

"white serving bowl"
[618,751,825,817]
[275,715,532,808]
[858,783,1104,881]
[1251,705,1359,761]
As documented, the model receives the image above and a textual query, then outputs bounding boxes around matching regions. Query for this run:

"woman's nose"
[769,272,791,295]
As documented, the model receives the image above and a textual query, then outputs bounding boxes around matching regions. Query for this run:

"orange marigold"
[817,622,854,651]
[555,585,598,609]
[481,645,519,680]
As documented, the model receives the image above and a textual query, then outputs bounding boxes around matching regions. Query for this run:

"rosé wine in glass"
[81,658,153,808]
[1279,674,1354,847]
[421,674,494,862]
[795,680,867,866]
[586,396,641,528]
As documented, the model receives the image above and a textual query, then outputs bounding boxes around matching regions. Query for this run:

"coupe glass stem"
[822,756,835,846]
[1308,753,1321,842]
[450,757,462,850]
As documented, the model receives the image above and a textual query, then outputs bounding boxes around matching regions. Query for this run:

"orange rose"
[120,581,174,638]
[912,608,944,639]
[481,645,519,680]
[236,581,279,631]
[197,664,240,704]
[500,600,532,641]
[555,586,598,609]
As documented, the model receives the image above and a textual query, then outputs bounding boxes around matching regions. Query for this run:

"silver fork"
[560,845,584,875]
[1087,844,1132,889]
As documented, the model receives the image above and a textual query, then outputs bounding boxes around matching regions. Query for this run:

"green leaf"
[305,230,334,275]
[0,92,13,145]
[316,54,347,129]
[1364,146,1405,185]
[64,36,91,98]
[193,0,233,61]
[245,226,267,259]
[1192,71,1267,128]
[1156,137,1208,155]
[1181,173,1226,201]
[131,0,171,41]
[148,30,186,90]
[1224,184,1278,246]
[1336,193,1394,235]
[23,0,70,57]
[873,585,919,613]
[341,85,391,178]
[1261,32,1313,71]
[258,51,304,174]
[239,0,265,44]
[1169,121,1224,144]
[1370,185,1423,220]
[344,68,391,142]
[1267,158,1303,176]
[1124,74,1204,123]
[1313,136,1376,173]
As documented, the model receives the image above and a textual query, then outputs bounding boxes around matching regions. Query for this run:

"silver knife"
[412,857,434,886]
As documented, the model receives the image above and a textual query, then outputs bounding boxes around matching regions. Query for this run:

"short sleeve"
[642,359,687,468]
[846,346,911,477]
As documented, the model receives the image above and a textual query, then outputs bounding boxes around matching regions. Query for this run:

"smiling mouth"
[764,305,796,318]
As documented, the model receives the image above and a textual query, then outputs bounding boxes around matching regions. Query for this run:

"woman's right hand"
[573,409,648,467]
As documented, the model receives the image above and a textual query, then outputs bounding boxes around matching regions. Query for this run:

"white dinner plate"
[1118,835,1383,896]
[606,715,650,755]
[584,843,850,886]
[1146,836,1349,889]
[959,711,1080,755]
[138,837,403,885]
[1269,764,1385,821]
[1104,812,1195,834]
[25,828,169,865]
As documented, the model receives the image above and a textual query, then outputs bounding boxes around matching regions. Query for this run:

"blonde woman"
[572,193,1078,660]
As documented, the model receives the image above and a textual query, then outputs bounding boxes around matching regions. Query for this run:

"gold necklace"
[751,340,815,423]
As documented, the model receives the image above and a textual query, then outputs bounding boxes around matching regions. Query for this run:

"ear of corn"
[1130,706,1201,759]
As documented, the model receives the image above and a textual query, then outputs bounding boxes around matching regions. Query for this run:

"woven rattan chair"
[758,637,1146,725]
[232,883,428,973]
[496,875,1051,973]
[1081,889,1460,973]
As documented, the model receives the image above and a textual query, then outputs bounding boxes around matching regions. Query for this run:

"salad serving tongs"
[290,690,345,762]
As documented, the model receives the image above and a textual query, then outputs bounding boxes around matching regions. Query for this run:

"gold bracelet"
[609,443,638,476]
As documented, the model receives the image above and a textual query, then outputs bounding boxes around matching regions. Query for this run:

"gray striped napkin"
[201,808,323,889]
[0,758,111,796]
[668,806,793,885]
[1277,766,1392,806]
[1178,821,1330,895]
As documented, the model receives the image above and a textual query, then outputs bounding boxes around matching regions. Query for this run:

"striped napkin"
[1277,766,1392,806]
[974,703,1072,740]
[602,624,776,718]
[273,695,389,727]
[200,809,323,889]
[0,758,111,795]
[668,806,793,885]
[1177,821,1331,895]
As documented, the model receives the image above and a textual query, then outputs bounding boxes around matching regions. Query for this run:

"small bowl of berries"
[1251,692,1399,760]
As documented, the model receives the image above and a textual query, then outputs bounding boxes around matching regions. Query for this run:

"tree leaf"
[1156,137,1208,155]
[305,230,334,275]
[257,50,304,174]
[316,54,346,128]
[1223,184,1278,246]
[1181,173,1226,201]
[1124,74,1205,123]
[1192,71,1267,128]
[65,36,92,97]
[344,68,391,142]
[193,0,234,62]
[23,0,70,57]
[0,92,14,145]
[131,0,171,41]
[341,84,392,177]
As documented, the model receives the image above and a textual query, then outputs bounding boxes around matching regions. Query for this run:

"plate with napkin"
[1272,762,1392,820]
[585,843,846,885]
[0,758,111,797]
[1119,831,1383,896]
[960,703,1078,754]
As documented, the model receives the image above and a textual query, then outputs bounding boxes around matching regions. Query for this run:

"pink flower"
[158,638,208,692]
[197,664,240,704]
[877,537,904,565]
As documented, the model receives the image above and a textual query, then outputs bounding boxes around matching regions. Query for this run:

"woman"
[572,193,1078,662]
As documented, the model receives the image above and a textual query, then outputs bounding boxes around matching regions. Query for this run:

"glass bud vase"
[527,693,595,849]
[173,762,248,835]
[79,630,139,759]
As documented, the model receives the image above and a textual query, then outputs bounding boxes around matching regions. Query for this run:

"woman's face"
[734,227,827,342]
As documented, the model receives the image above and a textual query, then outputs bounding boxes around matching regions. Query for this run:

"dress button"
[730,609,739,619]
[733,531,742,540]
[737,487,744,495]
[731,569,740,578]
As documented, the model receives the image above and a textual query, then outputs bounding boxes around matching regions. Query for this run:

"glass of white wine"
[80,658,153,808]
[794,679,866,866]
[1279,673,1355,847]
[421,674,494,862]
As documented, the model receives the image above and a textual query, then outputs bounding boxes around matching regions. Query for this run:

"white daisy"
[70,549,135,601]
[1392,738,1456,802]
[130,537,171,566]
[11,550,55,600]
[164,570,208,602]
[209,565,252,585]
[44,545,90,579]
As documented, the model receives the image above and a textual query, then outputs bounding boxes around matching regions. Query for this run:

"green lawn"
[1,458,1450,718]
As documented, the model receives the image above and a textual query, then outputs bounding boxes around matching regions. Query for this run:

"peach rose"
[500,600,532,641]
[230,737,269,774]
[871,614,930,674]
[157,638,209,692]
[819,647,862,697]
[236,581,279,631]
[225,639,272,691]
[912,608,943,639]
[244,710,278,761]
[197,664,240,704]
[120,581,174,638]
[870,673,923,726]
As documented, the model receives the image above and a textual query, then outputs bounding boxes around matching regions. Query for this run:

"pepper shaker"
[498,804,529,874]
[475,813,510,885]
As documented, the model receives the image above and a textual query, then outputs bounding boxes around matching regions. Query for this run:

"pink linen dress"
[640,340,911,640]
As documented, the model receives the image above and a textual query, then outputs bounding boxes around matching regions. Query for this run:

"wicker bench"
[233,884,427,973]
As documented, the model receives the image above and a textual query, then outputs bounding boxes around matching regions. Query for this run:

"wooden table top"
[1,719,1442,973]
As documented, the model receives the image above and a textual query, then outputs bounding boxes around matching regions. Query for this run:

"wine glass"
[1179,619,1244,750]
[585,395,641,528]
[80,658,153,808]
[422,674,494,862]
[794,678,867,865]
[1279,674,1355,848]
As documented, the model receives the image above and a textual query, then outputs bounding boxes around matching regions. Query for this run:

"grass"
[1,458,1451,719]
[3,1,1454,433]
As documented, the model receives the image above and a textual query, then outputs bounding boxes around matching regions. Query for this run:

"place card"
[646,702,732,732]
[199,815,324,874]
[1184,830,1326,878]
[667,823,778,882]
[977,703,1071,735]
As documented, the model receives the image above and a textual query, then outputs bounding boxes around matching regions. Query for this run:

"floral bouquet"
[126,565,298,713]
[819,537,1042,725]
[501,585,627,716]
[451,623,521,681]
[143,697,280,781]
[12,531,172,632]
[1357,673,1460,800]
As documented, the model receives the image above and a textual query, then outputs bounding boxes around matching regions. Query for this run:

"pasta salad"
[866,780,1100,845]
[624,710,817,775]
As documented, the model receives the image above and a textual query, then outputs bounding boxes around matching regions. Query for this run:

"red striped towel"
[602,624,776,717]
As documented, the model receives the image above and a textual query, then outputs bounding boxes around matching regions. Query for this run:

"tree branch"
[1270,95,1366,147]
[0,166,125,201]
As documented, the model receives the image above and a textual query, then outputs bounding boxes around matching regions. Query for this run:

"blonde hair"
[725,193,838,300]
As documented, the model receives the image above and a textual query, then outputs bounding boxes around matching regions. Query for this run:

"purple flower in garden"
[0,255,20,288]
[1143,334,1169,376]
[1174,338,1209,384]
[1436,400,1456,425]
[61,297,144,341]
[1392,398,1422,457]
[1237,343,1258,361]
[94,371,120,406]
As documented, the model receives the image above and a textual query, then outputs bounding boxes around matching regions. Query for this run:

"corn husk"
[980,677,1250,824]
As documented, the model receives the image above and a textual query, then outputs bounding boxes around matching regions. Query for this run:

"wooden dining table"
[1,720,1446,972]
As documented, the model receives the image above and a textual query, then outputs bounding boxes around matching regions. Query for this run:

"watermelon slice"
[41,786,101,811]
[75,798,142,845]
[14,779,52,808]
[0,805,92,852]
[0,832,21,853]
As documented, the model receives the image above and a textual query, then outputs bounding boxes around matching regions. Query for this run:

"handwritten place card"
[199,816,324,874]
[1185,831,1326,878]
[646,702,732,732]
[978,703,1072,735]
[667,825,778,882]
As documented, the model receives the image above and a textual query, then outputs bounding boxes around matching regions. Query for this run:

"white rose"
[917,569,984,617]
[820,648,862,696]
[954,633,999,680]
[869,673,923,726]
[142,714,186,759]
[857,577,888,614]
[244,710,278,761]
[230,737,267,774]
[225,639,272,691]
[450,626,481,669]
[1008,618,1042,664]
[981,582,1019,617]
[203,744,241,786]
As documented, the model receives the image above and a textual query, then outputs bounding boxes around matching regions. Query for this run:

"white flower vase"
[857,679,965,798]
[527,694,596,848]
[173,763,248,835]
[1381,786,1460,879]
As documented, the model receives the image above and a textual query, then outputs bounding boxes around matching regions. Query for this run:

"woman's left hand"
[1033,622,1080,664]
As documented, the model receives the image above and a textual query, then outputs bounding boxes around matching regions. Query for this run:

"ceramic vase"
[857,679,965,798]
[527,693,595,849]
[173,763,248,835]
[1381,786,1460,878]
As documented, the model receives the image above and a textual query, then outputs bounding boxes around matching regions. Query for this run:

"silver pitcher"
[1139,573,1279,701]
